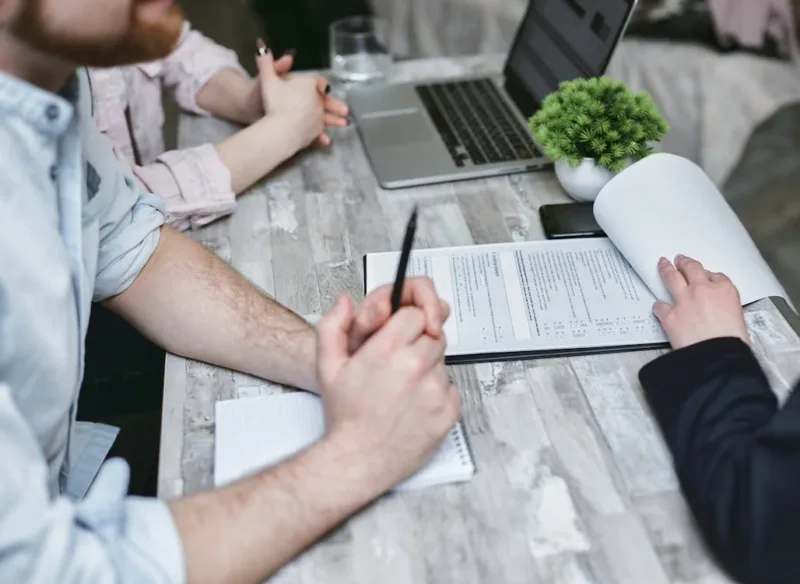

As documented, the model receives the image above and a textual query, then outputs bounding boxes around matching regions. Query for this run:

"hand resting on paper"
[346,276,450,354]
[652,254,749,349]
[316,293,460,497]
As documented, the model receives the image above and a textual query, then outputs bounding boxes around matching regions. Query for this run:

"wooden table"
[159,55,800,584]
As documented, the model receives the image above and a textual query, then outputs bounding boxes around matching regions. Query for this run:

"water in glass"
[330,16,392,84]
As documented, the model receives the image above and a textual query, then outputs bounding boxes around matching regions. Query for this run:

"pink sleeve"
[128,143,237,231]
[161,22,249,115]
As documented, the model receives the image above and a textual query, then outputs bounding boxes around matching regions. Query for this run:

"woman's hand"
[652,255,749,349]
[241,51,295,123]
[254,49,348,148]
[312,76,349,145]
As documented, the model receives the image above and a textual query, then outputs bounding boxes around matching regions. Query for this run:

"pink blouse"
[88,22,248,231]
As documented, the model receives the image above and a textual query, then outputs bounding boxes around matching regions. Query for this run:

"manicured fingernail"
[325,84,331,94]
[284,48,297,58]
[256,38,267,56]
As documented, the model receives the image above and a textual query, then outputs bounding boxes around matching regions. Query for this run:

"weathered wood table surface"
[159,55,800,583]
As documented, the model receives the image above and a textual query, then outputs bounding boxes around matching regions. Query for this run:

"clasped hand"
[250,50,348,149]
[315,278,460,497]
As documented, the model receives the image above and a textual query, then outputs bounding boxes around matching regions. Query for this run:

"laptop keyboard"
[415,78,542,167]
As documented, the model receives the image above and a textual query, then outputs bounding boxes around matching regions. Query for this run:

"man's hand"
[255,50,348,148]
[653,255,749,349]
[347,276,449,354]
[316,293,460,496]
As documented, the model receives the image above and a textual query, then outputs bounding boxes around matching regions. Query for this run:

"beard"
[11,0,185,67]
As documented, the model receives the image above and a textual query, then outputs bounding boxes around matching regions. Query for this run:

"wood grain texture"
[159,55,800,582]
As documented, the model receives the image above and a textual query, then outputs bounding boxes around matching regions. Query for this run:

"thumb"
[316,294,354,385]
[652,300,672,324]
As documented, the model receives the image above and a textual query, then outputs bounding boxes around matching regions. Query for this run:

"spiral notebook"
[214,392,475,490]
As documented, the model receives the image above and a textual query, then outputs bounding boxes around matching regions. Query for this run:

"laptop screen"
[503,0,636,119]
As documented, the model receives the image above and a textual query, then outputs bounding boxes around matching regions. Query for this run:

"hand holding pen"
[346,206,450,354]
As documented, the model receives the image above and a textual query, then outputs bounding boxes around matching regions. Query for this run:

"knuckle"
[400,306,426,329]
[662,310,679,326]
[406,353,429,379]
[693,282,715,298]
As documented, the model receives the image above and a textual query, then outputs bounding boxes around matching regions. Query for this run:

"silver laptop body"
[348,0,639,189]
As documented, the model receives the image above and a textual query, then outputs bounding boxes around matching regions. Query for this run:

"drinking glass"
[329,16,392,84]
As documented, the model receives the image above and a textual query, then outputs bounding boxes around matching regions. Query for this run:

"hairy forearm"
[195,68,262,126]
[170,433,378,584]
[105,226,317,392]
[214,114,301,195]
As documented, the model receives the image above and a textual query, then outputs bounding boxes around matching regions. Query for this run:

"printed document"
[365,154,790,359]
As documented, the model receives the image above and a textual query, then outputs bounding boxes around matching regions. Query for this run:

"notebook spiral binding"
[452,422,474,468]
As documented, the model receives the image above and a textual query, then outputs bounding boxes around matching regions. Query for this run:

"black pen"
[390,205,419,314]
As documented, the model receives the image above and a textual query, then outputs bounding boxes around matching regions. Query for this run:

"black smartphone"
[539,202,605,239]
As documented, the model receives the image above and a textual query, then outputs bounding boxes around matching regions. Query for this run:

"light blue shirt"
[0,69,185,582]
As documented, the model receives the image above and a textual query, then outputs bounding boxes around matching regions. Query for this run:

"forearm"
[214,114,301,194]
[195,68,262,126]
[170,432,378,584]
[640,338,800,583]
[105,226,317,392]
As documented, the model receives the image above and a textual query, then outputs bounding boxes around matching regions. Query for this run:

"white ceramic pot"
[554,158,617,202]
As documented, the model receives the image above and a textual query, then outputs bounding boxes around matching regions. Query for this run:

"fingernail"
[256,37,267,56]
[675,254,686,263]
[284,48,297,58]
[325,84,331,94]
[658,256,668,265]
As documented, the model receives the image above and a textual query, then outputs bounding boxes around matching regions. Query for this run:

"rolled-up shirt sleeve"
[128,144,237,231]
[0,385,186,583]
[91,128,165,300]
[162,22,248,115]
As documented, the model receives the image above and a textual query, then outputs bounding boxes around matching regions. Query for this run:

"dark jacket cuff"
[639,337,762,437]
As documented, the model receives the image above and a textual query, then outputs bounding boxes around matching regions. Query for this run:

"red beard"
[12,0,185,67]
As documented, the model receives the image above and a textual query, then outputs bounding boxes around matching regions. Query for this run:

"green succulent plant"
[528,76,669,172]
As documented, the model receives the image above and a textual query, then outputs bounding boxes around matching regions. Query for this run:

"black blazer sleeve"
[640,337,800,584]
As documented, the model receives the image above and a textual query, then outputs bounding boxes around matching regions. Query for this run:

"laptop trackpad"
[361,113,433,148]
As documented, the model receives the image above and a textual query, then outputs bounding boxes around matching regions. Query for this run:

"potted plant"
[529,76,669,202]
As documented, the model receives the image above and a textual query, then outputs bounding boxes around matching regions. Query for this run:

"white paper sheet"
[214,393,474,490]
[365,238,667,356]
[594,153,791,308]
[65,422,120,501]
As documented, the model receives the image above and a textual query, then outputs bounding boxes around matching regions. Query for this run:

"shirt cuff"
[93,192,165,301]
[122,497,187,583]
[639,337,766,440]
[154,144,237,230]
[76,458,186,583]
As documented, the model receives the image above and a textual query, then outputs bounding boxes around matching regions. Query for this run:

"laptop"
[348,0,639,189]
